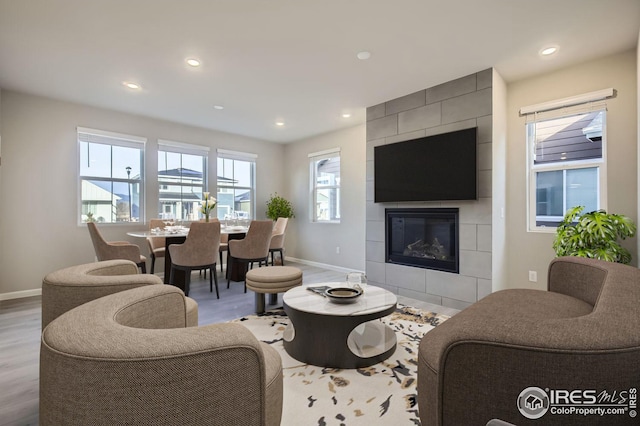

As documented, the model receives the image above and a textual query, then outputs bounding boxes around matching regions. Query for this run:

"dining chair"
[86,222,147,273]
[169,221,221,297]
[227,220,273,292]
[146,218,166,274]
[197,218,222,279]
[269,217,289,266]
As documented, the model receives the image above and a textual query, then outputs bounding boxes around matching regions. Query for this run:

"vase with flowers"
[199,192,217,222]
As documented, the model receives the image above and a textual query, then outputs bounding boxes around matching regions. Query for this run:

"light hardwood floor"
[0,260,458,426]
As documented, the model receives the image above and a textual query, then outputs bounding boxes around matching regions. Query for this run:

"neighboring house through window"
[309,148,341,223]
[216,149,257,220]
[78,127,145,224]
[522,89,613,231]
[158,140,209,221]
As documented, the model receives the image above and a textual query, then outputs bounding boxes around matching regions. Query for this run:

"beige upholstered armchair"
[269,217,289,266]
[227,220,273,290]
[40,285,283,426]
[169,221,221,297]
[41,259,198,328]
[417,257,640,426]
[87,222,147,272]
[146,218,166,274]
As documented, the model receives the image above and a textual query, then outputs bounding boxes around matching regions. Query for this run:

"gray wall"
[283,124,366,271]
[0,91,285,296]
[505,50,638,289]
[365,69,494,310]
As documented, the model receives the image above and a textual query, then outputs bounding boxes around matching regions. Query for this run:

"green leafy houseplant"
[266,193,295,220]
[553,206,637,264]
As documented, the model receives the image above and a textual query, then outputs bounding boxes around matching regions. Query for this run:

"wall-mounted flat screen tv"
[374,127,477,202]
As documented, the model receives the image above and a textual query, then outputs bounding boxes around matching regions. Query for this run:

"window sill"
[527,226,557,234]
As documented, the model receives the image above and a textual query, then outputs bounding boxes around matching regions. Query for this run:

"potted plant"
[266,193,295,220]
[553,206,637,264]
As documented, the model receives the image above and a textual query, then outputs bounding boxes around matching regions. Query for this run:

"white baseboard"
[0,288,42,301]
[0,260,358,301]
[284,256,364,275]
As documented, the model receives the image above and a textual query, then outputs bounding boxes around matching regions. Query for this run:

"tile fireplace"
[385,208,459,273]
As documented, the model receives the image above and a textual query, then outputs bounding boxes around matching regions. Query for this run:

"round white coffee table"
[282,283,398,368]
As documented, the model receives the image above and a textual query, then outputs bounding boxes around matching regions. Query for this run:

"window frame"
[77,127,146,225]
[525,107,608,233]
[157,139,209,222]
[309,148,341,223]
[216,149,257,221]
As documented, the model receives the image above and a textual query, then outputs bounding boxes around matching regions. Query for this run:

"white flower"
[200,195,217,215]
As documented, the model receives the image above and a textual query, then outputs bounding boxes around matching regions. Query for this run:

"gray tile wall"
[365,69,493,310]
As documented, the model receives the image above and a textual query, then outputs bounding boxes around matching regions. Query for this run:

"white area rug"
[231,305,449,426]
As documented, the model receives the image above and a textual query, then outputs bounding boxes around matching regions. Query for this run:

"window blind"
[308,147,341,161]
[158,139,209,156]
[520,88,614,123]
[217,148,257,161]
[77,127,146,148]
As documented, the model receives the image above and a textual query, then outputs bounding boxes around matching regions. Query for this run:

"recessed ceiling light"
[540,46,558,56]
[122,81,141,90]
[357,51,371,60]
[275,121,285,126]
[186,58,201,67]
[213,105,224,110]
[342,113,352,118]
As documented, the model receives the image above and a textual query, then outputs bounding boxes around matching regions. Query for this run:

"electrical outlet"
[336,246,340,254]
[528,270,537,282]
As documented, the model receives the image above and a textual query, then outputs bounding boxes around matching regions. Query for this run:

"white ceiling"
[0,0,638,143]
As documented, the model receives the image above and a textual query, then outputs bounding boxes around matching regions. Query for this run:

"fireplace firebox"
[385,208,459,273]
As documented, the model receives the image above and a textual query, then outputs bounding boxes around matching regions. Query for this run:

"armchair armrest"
[41,260,162,328]
[547,256,608,306]
[102,241,142,263]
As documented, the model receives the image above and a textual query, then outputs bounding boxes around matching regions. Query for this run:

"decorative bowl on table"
[325,287,363,304]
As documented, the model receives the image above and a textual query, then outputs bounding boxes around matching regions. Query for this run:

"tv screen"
[374,127,477,202]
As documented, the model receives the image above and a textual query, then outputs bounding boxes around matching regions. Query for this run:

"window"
[78,127,145,224]
[310,148,341,222]
[217,149,256,221]
[158,140,209,221]
[523,91,612,231]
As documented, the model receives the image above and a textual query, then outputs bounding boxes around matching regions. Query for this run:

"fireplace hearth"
[385,208,459,273]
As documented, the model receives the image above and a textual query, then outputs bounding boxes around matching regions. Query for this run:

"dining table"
[127,225,249,291]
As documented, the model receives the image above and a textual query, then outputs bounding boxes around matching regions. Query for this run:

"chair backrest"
[87,222,141,264]
[147,219,167,251]
[169,221,221,267]
[272,217,288,235]
[86,222,108,261]
[269,217,289,250]
[229,220,273,260]
[149,219,166,230]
